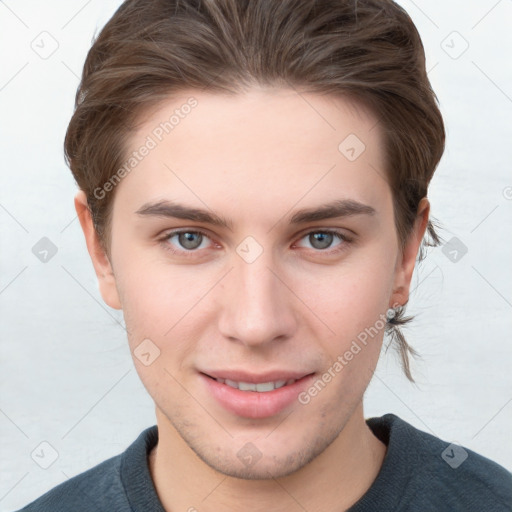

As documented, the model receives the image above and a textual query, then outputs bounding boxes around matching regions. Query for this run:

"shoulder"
[15,426,158,512]
[15,453,124,512]
[365,414,512,512]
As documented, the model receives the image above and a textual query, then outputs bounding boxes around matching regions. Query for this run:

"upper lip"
[201,370,314,383]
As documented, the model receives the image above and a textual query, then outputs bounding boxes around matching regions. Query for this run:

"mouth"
[200,371,315,418]
[204,375,299,392]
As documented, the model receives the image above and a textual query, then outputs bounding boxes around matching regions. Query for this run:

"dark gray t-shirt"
[16,414,512,511]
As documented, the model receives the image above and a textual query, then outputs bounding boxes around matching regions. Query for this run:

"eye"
[158,228,353,258]
[159,229,213,256]
[295,229,352,253]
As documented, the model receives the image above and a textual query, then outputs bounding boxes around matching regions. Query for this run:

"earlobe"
[74,190,122,310]
[390,198,430,308]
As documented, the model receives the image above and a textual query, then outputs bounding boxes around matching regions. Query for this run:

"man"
[18,0,512,510]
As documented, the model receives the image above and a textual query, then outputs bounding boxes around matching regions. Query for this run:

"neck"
[148,403,386,512]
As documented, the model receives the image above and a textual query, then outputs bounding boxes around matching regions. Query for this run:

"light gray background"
[1,0,511,510]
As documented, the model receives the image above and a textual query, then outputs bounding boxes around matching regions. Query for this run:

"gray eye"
[308,232,335,250]
[177,232,204,250]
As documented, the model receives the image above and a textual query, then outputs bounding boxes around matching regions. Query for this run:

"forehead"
[114,88,390,225]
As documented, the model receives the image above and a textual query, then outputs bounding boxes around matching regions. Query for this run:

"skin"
[75,87,429,512]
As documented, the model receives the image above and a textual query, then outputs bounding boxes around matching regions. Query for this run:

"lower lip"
[200,373,315,419]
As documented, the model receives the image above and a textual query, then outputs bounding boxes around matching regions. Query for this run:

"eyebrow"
[134,198,376,229]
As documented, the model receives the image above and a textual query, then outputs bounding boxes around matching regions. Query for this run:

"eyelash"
[158,228,353,258]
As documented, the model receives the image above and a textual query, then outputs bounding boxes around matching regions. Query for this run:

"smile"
[214,378,296,392]
[201,372,315,418]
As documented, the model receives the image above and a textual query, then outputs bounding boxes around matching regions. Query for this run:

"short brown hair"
[64,0,446,381]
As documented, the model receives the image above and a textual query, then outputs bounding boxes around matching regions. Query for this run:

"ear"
[390,197,430,308]
[74,190,122,310]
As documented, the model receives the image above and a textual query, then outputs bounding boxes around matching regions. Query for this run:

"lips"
[200,370,315,418]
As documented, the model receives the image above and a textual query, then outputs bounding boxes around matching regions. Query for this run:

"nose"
[217,251,298,348]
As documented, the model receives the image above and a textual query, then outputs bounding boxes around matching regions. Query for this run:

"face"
[78,87,427,479]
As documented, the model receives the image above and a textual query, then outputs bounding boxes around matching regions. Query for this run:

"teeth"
[216,378,296,392]
[274,380,287,389]
[255,382,274,392]
[239,382,257,391]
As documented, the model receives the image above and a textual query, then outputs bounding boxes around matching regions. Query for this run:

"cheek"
[115,259,203,397]
[303,254,395,337]
[114,250,211,354]
[301,262,393,402]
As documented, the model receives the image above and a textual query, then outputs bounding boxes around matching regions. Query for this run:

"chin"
[177,414,345,480]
